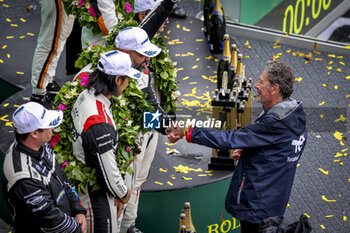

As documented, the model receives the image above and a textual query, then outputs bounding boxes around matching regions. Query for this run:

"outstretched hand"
[166,125,185,143]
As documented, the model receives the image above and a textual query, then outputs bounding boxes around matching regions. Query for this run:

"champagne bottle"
[180,225,187,233]
[216,34,230,90]
[227,44,238,90]
[236,53,243,91]
[184,202,196,233]
[179,213,187,233]
[208,0,226,54]
[203,0,212,35]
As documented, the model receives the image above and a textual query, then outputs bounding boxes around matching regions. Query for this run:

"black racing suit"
[2,140,86,233]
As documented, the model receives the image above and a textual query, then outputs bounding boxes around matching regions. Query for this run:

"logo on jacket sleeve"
[291,134,305,153]
[143,110,161,129]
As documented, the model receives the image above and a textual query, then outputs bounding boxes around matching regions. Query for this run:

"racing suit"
[32,0,74,95]
[2,140,86,233]
[71,88,129,233]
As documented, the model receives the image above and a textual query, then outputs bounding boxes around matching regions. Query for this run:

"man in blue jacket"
[167,60,307,233]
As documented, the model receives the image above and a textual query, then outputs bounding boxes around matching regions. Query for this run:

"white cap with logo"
[134,0,161,13]
[12,102,63,134]
[114,27,161,58]
[97,50,142,79]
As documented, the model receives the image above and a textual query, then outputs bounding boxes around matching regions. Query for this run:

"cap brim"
[136,41,161,58]
[127,67,142,80]
[40,110,63,129]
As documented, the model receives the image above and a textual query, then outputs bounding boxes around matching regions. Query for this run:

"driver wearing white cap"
[3,102,87,233]
[71,51,141,233]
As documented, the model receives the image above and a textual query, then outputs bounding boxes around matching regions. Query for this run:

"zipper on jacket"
[237,174,246,207]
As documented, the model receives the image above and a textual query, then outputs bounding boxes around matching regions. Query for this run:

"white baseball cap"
[97,50,142,79]
[12,102,63,134]
[134,0,161,13]
[114,27,161,58]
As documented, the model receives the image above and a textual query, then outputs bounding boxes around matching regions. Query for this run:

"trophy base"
[208,157,236,171]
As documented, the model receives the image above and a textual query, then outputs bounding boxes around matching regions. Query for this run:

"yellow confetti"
[196,58,200,61]
[348,179,350,182]
[304,213,310,218]
[187,52,194,56]
[341,148,348,152]
[10,24,18,27]
[16,71,24,75]
[321,195,336,202]
[286,203,290,208]
[3,4,9,7]
[322,84,328,87]
[27,33,34,36]
[171,174,175,180]
[167,181,173,186]
[205,170,213,173]
[318,101,325,106]
[334,114,346,122]
[20,36,26,39]
[165,142,176,146]
[344,216,347,221]
[328,61,334,65]
[314,51,321,54]
[176,24,180,28]
[214,58,219,62]
[315,58,323,61]
[0,59,3,63]
[7,54,10,59]
[320,114,324,119]
[345,76,350,80]
[336,68,342,72]
[346,45,350,49]
[177,67,184,71]
[325,215,333,218]
[174,165,203,174]
[2,45,7,49]
[297,163,300,167]
[154,181,163,185]
[6,18,11,22]
[340,162,343,166]
[192,65,198,69]
[20,18,26,22]
[347,95,350,97]
[326,66,332,70]
[273,45,281,48]
[334,159,340,163]
[198,174,207,177]
[182,27,191,32]
[205,56,213,60]
[175,41,184,44]
[318,168,329,175]
[159,168,168,173]
[328,54,336,58]
[195,39,204,42]
[244,41,249,46]
[182,76,189,80]
[334,85,338,90]
[286,49,292,53]
[0,115,9,122]
[5,122,13,127]
[334,152,343,158]
[6,36,14,39]
[320,225,325,229]
[182,176,192,180]
[189,82,197,85]
[295,77,302,82]
[339,62,345,66]
[167,30,171,34]
[337,56,343,59]
[3,103,9,107]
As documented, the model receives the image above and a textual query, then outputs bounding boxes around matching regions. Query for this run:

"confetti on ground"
[10,24,18,27]
[182,27,191,32]
[6,36,14,39]
[6,18,11,22]
[182,176,192,180]
[297,163,301,167]
[346,76,350,80]
[16,71,24,75]
[325,215,333,218]
[0,115,9,122]
[154,181,163,185]
[195,39,204,42]
[198,174,207,177]
[2,45,7,49]
[318,168,329,175]
[334,152,343,158]
[3,103,9,107]
[344,216,347,221]
[0,59,3,63]
[165,142,176,146]
[20,18,26,22]
[177,67,184,71]
[333,131,344,145]
[326,66,332,70]
[171,174,175,180]
[286,203,290,208]
[336,68,342,72]
[334,85,338,90]
[328,54,336,58]
[339,62,345,66]
[7,54,10,59]
[159,168,167,173]
[166,148,180,155]
[304,213,310,218]
[182,76,189,80]
[319,101,325,106]
[320,114,324,119]
[189,82,197,85]
[3,3,9,7]
[167,181,173,186]
[205,56,213,60]
[334,114,346,122]
[27,33,34,36]
[320,225,325,229]
[322,195,336,202]
[295,77,302,82]
[174,165,203,174]
[192,65,198,69]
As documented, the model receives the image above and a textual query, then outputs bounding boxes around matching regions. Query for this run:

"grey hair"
[265,60,294,99]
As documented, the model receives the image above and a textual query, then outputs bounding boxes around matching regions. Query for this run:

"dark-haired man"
[167,60,307,233]
[71,51,141,233]
[3,102,87,233]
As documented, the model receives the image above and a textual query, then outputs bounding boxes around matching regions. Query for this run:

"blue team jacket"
[188,99,307,224]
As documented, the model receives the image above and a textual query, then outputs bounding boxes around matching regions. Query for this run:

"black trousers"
[240,221,261,233]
